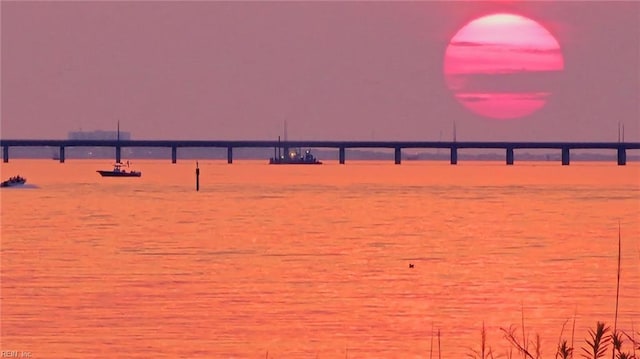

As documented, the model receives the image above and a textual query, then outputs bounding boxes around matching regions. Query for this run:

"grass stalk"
[522,302,528,359]
[572,308,577,359]
[468,321,494,359]
[501,324,535,359]
[556,319,570,359]
[581,321,610,359]
[430,322,434,359]
[438,328,442,359]
[632,322,637,359]
[483,322,487,359]
[611,222,622,359]
[615,223,622,315]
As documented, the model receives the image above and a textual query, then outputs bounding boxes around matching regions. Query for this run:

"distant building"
[67,130,131,140]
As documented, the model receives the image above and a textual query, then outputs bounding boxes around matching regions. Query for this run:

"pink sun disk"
[444,13,564,120]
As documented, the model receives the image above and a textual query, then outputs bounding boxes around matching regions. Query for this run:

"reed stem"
[612,222,622,359]
[438,328,442,359]
[430,322,434,359]
[522,302,527,359]
[572,308,577,359]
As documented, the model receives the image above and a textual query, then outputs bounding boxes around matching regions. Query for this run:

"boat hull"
[269,160,322,165]
[1,180,26,187]
[96,171,141,177]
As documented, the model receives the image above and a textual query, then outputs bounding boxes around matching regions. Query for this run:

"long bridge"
[1,139,639,165]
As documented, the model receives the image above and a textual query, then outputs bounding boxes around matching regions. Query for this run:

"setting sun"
[444,13,564,120]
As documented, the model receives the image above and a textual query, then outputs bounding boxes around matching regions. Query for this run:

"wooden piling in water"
[196,161,200,191]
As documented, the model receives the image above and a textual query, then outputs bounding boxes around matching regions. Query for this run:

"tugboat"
[97,161,141,177]
[268,121,323,164]
[269,148,322,165]
[1,175,27,187]
[269,137,322,165]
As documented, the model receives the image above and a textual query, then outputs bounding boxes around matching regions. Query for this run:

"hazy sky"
[1,1,639,141]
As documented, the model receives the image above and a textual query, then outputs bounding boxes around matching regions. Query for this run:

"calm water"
[1,160,639,358]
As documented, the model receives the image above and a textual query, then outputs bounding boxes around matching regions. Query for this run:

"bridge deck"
[2,139,637,165]
[2,139,639,150]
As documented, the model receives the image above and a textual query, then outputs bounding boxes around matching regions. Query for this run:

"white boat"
[97,162,141,177]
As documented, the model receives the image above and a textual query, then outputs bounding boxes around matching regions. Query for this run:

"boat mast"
[283,120,289,159]
[116,121,121,163]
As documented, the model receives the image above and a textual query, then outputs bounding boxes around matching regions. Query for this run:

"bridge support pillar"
[227,147,233,164]
[561,147,570,165]
[116,146,121,163]
[171,146,177,164]
[3,145,8,163]
[450,147,458,165]
[617,147,626,166]
[506,148,514,165]
[339,147,345,164]
[59,146,65,163]
[394,147,401,165]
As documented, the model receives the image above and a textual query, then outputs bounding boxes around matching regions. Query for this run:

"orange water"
[1,160,639,358]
